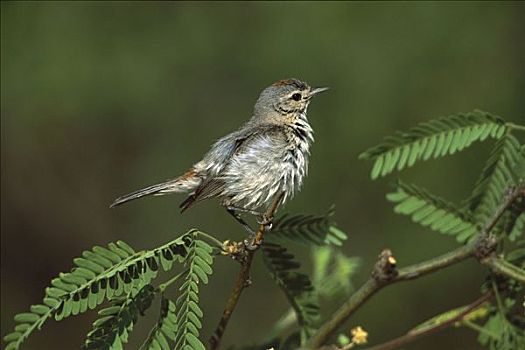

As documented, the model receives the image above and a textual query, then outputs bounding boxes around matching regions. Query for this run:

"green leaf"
[467,134,522,225]
[268,206,347,246]
[311,246,361,299]
[185,333,205,350]
[507,210,525,242]
[83,284,155,350]
[13,313,40,324]
[140,298,178,350]
[174,236,213,350]
[478,312,525,350]
[262,242,319,345]
[387,181,479,242]
[360,110,506,179]
[4,233,194,350]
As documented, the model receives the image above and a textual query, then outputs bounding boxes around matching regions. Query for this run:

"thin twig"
[305,245,475,348]
[358,292,492,350]
[506,122,525,132]
[157,269,188,293]
[462,319,501,341]
[305,185,524,348]
[197,231,226,249]
[209,193,284,350]
[482,255,525,284]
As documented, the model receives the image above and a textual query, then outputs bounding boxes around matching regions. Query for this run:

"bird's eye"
[291,93,302,101]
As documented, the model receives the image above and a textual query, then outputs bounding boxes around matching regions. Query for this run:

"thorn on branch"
[372,249,398,283]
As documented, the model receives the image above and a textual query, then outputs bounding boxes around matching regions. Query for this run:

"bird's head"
[252,78,329,122]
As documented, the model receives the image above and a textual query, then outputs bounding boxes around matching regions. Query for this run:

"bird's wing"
[180,125,287,211]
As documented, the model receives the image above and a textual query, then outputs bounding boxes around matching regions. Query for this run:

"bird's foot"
[245,234,260,251]
[257,214,273,231]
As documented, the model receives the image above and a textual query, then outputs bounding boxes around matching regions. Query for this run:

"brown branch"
[305,184,524,348]
[359,292,492,350]
[305,245,476,349]
[209,193,284,350]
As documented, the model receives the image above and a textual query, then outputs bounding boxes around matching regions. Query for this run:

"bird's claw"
[257,214,273,229]
[244,237,259,251]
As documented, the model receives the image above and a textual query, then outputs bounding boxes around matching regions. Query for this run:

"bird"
[110,78,328,232]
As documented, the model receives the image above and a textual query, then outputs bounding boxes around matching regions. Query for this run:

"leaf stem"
[306,184,524,348]
[491,280,505,314]
[356,293,492,350]
[462,319,501,341]
[157,269,187,293]
[506,122,525,132]
[482,256,525,284]
[196,231,225,249]
[305,244,476,348]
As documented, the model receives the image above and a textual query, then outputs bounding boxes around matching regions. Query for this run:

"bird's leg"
[226,205,270,228]
[258,213,273,228]
[225,205,264,217]
[257,194,284,230]
[225,206,265,250]
[225,207,256,235]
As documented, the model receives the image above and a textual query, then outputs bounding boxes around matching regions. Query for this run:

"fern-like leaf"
[262,242,320,344]
[311,246,361,299]
[508,213,525,242]
[468,134,522,224]
[478,312,525,350]
[507,240,525,268]
[52,236,187,321]
[268,207,347,246]
[83,284,155,350]
[360,110,506,179]
[139,297,178,350]
[4,232,193,350]
[3,303,56,350]
[386,181,479,242]
[174,236,214,350]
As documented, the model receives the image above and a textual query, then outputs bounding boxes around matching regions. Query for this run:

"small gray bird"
[111,78,328,230]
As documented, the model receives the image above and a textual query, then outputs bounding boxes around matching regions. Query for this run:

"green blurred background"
[2,1,524,349]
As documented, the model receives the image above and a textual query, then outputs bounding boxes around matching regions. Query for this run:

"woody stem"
[209,192,284,350]
[306,184,524,348]
[359,292,492,350]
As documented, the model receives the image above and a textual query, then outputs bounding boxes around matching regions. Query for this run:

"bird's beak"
[309,86,330,97]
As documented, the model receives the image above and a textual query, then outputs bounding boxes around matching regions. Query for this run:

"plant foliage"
[83,284,156,350]
[468,134,524,224]
[4,110,524,350]
[477,311,525,350]
[360,110,525,350]
[359,110,507,179]
[3,230,215,350]
[476,274,525,350]
[139,297,178,350]
[268,207,347,246]
[363,110,524,245]
[386,181,479,242]
[174,238,214,350]
[257,244,358,350]
[262,242,320,345]
[311,246,361,299]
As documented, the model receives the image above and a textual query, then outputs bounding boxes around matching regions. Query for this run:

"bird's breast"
[283,115,314,193]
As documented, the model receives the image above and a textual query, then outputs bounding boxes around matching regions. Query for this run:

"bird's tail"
[110,169,199,208]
